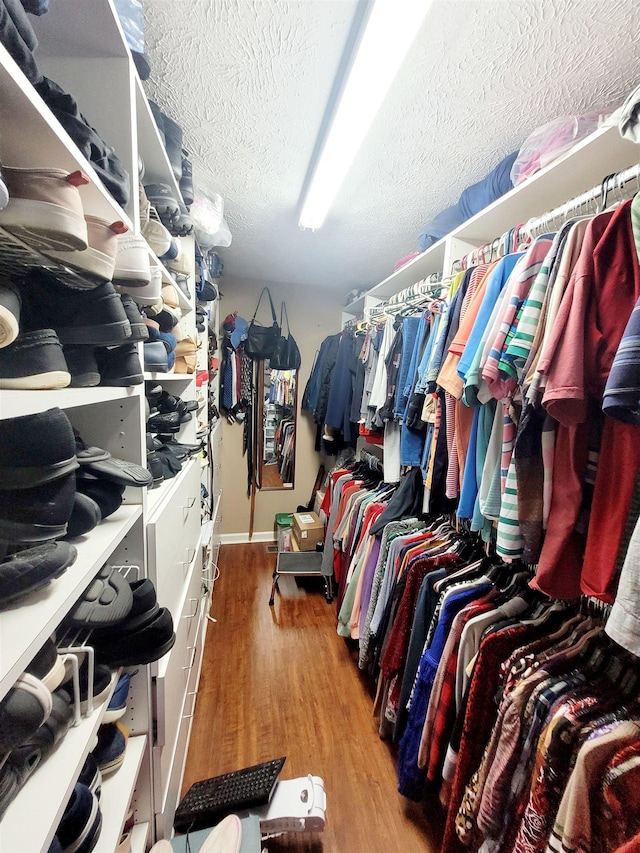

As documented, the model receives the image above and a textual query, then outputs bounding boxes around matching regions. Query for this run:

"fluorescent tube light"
[299,0,432,231]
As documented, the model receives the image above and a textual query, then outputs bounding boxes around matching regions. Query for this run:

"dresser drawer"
[147,460,201,614]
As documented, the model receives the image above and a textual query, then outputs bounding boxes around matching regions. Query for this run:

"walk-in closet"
[1,2,640,852]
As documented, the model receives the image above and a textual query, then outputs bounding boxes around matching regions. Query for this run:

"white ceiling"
[142,0,640,295]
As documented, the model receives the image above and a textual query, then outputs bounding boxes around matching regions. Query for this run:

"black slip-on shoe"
[0,281,21,349]
[21,271,131,346]
[0,407,78,490]
[24,638,66,693]
[0,672,52,754]
[144,382,163,406]
[0,542,77,606]
[118,295,148,342]
[15,686,73,761]
[67,564,133,628]
[61,659,112,715]
[159,113,183,183]
[95,343,143,387]
[147,411,181,434]
[93,605,175,667]
[147,451,164,488]
[63,492,101,539]
[64,345,101,388]
[75,477,123,521]
[0,329,70,390]
[0,471,77,544]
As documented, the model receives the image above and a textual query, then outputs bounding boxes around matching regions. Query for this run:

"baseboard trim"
[219,531,276,545]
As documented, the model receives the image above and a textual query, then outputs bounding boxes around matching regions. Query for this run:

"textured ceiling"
[142,0,640,295]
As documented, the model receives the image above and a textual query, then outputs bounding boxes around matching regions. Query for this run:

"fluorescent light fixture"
[299,0,432,231]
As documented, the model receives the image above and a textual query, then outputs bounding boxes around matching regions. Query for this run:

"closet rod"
[524,161,640,238]
[366,278,445,320]
[359,449,383,472]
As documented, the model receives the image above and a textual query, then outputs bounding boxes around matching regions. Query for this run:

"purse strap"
[279,301,290,335]
[251,287,277,324]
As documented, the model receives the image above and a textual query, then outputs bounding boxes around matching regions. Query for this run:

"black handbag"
[270,302,301,370]
[245,287,280,360]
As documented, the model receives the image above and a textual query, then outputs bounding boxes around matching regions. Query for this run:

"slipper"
[76,476,124,520]
[74,430,153,488]
[67,565,133,628]
[0,542,78,606]
[201,815,242,853]
[93,606,175,667]
[63,491,102,539]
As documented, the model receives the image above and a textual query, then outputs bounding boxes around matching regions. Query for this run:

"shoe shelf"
[129,821,150,853]
[146,456,199,521]
[143,371,195,383]
[0,44,133,231]
[150,252,193,315]
[134,75,183,206]
[94,735,148,853]
[0,670,119,853]
[0,386,142,420]
[0,505,141,700]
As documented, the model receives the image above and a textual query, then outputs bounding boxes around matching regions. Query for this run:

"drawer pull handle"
[183,598,199,619]
[183,496,196,509]
[183,690,198,719]
[182,645,197,670]
[187,547,196,563]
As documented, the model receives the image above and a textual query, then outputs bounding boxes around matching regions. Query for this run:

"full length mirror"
[256,362,297,489]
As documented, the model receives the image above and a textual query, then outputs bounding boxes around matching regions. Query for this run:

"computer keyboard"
[174,757,286,832]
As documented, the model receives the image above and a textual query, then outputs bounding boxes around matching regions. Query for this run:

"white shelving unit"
[344,124,640,317]
[0,1,219,849]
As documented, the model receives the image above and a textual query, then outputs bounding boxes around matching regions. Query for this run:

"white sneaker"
[114,233,151,285]
[116,264,161,306]
[141,202,172,257]
[47,216,127,285]
[0,166,89,251]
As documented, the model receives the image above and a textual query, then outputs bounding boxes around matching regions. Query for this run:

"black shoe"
[55,783,102,853]
[95,343,143,387]
[0,329,71,390]
[156,390,190,421]
[76,476,124,521]
[179,152,193,206]
[160,113,183,183]
[145,382,163,407]
[63,492,101,539]
[0,542,77,606]
[169,203,193,237]
[74,431,152,488]
[119,295,149,342]
[147,450,164,487]
[61,658,113,714]
[155,309,178,333]
[92,604,175,667]
[143,183,180,224]
[63,345,100,388]
[21,271,131,346]
[147,411,181,434]
[0,407,78,488]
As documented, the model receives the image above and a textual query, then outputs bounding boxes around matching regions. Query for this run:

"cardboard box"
[292,512,323,551]
[290,533,300,551]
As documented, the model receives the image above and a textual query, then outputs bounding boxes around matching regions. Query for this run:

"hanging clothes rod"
[366,275,445,320]
[359,449,383,472]
[524,161,640,238]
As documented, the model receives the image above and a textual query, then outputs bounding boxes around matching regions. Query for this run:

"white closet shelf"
[0,671,119,853]
[0,386,141,420]
[143,372,196,383]
[94,735,148,853]
[345,124,640,313]
[129,822,150,853]
[0,505,141,699]
[146,456,199,521]
[30,0,129,60]
[134,76,183,204]
[0,44,132,229]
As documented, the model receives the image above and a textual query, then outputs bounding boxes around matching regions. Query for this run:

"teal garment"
[480,402,504,521]
[337,552,366,637]
[471,400,498,538]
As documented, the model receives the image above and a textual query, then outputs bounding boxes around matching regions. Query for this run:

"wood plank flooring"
[182,543,444,853]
